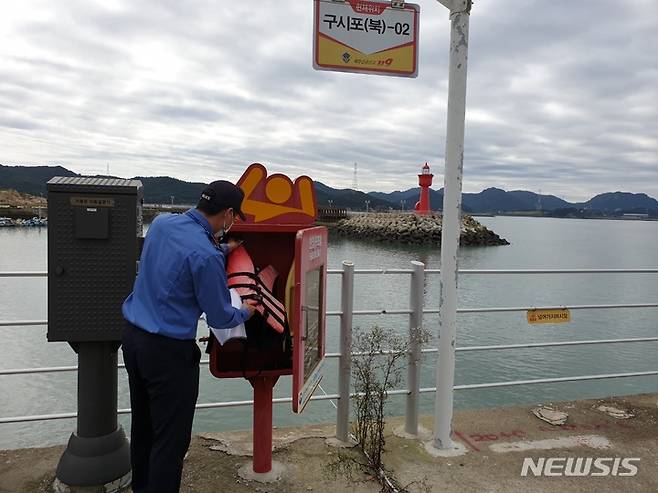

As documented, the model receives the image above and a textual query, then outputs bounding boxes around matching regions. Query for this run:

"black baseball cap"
[198,180,246,220]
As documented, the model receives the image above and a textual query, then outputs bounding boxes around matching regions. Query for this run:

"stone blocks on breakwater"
[330,213,509,246]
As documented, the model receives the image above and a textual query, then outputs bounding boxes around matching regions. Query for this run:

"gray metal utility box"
[47,177,143,342]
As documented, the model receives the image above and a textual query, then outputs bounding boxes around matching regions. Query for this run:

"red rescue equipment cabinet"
[206,163,328,475]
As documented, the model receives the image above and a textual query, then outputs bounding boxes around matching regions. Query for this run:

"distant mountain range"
[369,187,572,213]
[0,165,207,204]
[2,164,658,216]
[369,186,658,215]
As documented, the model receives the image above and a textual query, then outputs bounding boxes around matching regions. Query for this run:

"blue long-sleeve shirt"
[122,208,249,340]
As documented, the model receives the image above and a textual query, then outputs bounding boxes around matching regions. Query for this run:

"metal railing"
[2,267,658,442]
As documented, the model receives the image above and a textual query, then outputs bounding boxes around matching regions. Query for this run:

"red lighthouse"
[415,163,434,215]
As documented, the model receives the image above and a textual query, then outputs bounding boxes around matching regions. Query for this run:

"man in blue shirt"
[122,180,255,493]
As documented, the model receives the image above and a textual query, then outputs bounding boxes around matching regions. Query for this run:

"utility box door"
[47,177,143,342]
[292,226,328,413]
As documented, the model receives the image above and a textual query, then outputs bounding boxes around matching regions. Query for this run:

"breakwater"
[0,206,186,223]
[330,213,509,246]
[0,216,46,227]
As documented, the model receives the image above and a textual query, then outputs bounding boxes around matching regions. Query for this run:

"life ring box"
[206,163,328,413]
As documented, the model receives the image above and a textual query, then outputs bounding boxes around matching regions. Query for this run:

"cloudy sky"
[0,0,656,201]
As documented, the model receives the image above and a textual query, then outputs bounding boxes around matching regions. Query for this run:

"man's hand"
[241,301,257,319]
[226,238,243,253]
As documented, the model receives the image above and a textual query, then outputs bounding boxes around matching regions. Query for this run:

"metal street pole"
[434,0,471,450]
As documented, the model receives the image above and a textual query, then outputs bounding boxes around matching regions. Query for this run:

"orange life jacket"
[226,245,288,334]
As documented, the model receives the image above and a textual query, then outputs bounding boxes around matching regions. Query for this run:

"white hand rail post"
[434,0,472,450]
[336,261,354,442]
[405,260,425,435]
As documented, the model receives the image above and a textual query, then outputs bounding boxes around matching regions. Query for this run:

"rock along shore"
[329,213,509,246]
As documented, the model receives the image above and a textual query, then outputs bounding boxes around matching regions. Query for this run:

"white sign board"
[313,0,420,77]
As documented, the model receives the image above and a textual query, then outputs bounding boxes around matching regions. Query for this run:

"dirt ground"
[384,393,658,492]
[0,425,379,493]
[3,393,658,492]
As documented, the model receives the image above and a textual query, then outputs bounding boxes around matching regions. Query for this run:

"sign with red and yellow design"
[237,163,317,225]
[313,0,420,78]
[527,309,572,325]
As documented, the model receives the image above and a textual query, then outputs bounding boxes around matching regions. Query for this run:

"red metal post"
[250,375,279,473]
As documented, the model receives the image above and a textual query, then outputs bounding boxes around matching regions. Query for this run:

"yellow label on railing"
[527,309,571,325]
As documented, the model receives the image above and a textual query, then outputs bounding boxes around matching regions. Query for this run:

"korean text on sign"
[313,0,420,78]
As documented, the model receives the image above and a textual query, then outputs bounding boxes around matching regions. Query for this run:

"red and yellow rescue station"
[207,163,328,475]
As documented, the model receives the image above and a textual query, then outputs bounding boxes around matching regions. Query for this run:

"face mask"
[214,210,234,240]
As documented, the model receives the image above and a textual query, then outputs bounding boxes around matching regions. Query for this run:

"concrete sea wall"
[330,213,509,246]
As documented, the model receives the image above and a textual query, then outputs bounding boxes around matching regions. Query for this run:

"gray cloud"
[0,0,656,201]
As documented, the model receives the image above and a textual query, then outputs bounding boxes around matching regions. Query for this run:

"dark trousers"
[121,322,201,493]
